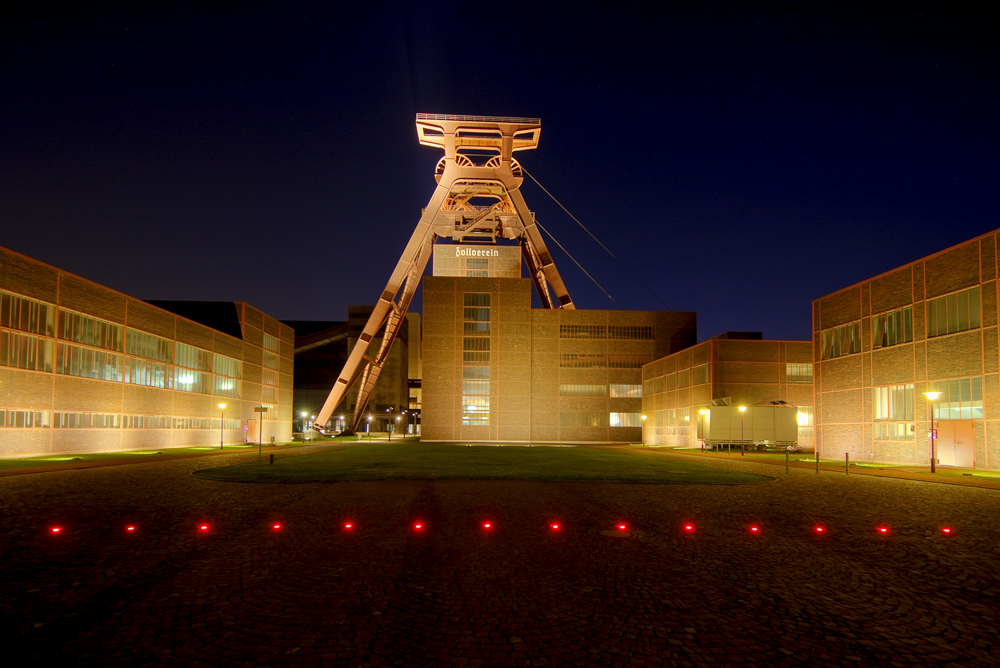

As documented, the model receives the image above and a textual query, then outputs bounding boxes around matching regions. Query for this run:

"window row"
[927,286,980,339]
[0,409,50,428]
[559,354,653,368]
[1,290,55,336]
[786,363,813,383]
[1,330,54,372]
[928,377,983,420]
[820,321,862,360]
[872,306,913,350]
[559,384,643,398]
[60,309,124,352]
[558,412,642,427]
[559,324,654,340]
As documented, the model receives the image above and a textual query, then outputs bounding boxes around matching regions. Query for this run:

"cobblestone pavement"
[2,446,999,667]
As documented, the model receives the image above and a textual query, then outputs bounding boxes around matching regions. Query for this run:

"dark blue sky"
[2,2,997,341]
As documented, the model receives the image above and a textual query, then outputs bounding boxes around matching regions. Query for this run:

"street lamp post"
[738,406,747,456]
[641,414,647,445]
[924,391,941,473]
[218,403,227,449]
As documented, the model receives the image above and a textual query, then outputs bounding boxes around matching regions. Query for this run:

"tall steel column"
[314,114,574,431]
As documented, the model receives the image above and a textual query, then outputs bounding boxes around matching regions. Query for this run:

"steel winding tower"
[314,114,574,431]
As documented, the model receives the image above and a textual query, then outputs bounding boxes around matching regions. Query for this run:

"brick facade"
[814,230,1000,469]
[0,245,293,456]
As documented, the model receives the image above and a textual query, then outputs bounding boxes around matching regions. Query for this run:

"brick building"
[421,262,695,443]
[814,229,1000,469]
[640,333,814,448]
[0,245,294,456]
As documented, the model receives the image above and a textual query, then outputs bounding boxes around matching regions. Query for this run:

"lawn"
[192,442,774,484]
[0,444,260,471]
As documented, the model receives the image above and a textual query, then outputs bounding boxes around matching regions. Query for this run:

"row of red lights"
[47,522,955,536]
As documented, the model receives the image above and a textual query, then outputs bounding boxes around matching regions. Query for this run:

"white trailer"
[700,406,799,451]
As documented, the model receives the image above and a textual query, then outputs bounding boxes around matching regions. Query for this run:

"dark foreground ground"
[2,445,999,667]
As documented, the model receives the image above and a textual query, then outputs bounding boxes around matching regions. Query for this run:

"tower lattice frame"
[314,114,574,431]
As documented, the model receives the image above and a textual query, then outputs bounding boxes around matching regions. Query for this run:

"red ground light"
[878,526,890,534]
[750,525,760,534]
[271,523,282,531]
[683,524,695,532]
[942,527,953,534]
[550,523,560,531]
[483,522,492,530]
[616,524,627,531]
[343,523,353,530]
[413,522,424,531]
[198,524,210,533]
[50,526,62,534]
[814,526,825,533]
[125,525,136,533]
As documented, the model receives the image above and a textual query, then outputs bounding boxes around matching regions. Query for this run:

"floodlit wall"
[641,338,814,448]
[814,228,1000,469]
[0,245,294,456]
[422,275,696,443]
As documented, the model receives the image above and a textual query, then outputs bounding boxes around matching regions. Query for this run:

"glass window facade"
[1,331,54,372]
[462,293,491,425]
[610,412,641,427]
[559,384,607,397]
[559,412,608,427]
[609,384,642,398]
[928,377,983,420]
[1,290,55,336]
[820,321,861,360]
[126,329,173,363]
[926,287,980,338]
[1,409,51,428]
[59,309,123,352]
[56,343,124,382]
[786,363,813,383]
[872,306,913,350]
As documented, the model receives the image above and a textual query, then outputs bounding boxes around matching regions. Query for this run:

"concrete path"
[2,447,998,666]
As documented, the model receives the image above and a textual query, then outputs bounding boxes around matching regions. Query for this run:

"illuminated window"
[126,329,173,363]
[873,384,914,441]
[610,412,642,427]
[0,331,54,372]
[0,409,51,428]
[59,309,123,352]
[0,290,55,336]
[928,377,983,420]
[175,343,212,371]
[56,344,123,382]
[53,412,121,428]
[462,293,491,425]
[175,368,211,394]
[466,259,488,269]
[263,332,280,353]
[786,363,813,384]
[820,321,861,360]
[642,379,655,395]
[559,384,607,397]
[926,287,980,338]
[609,384,642,398]
[125,358,173,389]
[872,306,913,350]
[123,415,172,429]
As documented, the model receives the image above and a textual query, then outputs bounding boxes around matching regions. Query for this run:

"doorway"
[935,421,974,468]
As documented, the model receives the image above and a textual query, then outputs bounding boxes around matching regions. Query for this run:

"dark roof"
[146,301,244,340]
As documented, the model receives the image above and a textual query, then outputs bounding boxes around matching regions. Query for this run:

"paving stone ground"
[2,445,999,667]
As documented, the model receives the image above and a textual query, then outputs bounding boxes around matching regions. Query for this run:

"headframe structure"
[314,114,575,432]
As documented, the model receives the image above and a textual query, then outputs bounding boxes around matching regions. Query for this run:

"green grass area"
[192,442,775,484]
[0,443,261,471]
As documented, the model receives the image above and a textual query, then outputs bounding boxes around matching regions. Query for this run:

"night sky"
[3,2,997,342]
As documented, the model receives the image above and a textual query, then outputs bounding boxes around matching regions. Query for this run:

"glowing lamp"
[50,526,62,534]
[750,525,760,533]
[126,525,136,533]
[198,524,210,532]
[272,523,282,531]
[550,523,560,530]
[683,524,694,532]
[413,522,424,531]
[814,526,824,533]
[344,523,353,530]
[878,527,889,534]
[617,524,627,531]
[483,522,492,530]
[942,527,952,534]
